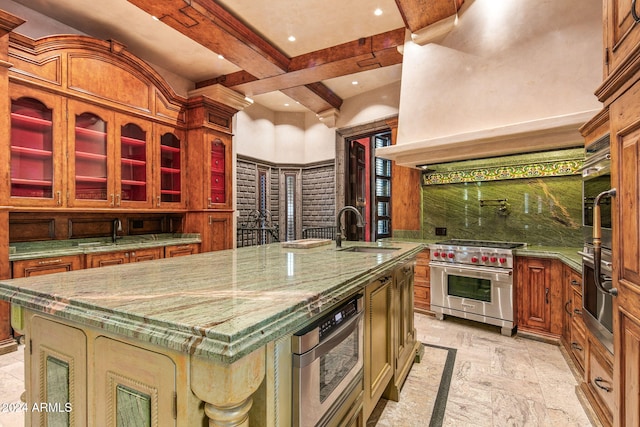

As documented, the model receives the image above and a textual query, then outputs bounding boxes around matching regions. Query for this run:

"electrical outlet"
[435,227,447,236]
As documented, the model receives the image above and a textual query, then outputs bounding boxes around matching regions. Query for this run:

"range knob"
[490,256,498,263]
[433,251,440,258]
[471,256,479,263]
[481,255,489,262]
[499,257,507,264]
[447,252,455,259]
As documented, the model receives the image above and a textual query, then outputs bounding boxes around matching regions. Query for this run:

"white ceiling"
[9,0,407,113]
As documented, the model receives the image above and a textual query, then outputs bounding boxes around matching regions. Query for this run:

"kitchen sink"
[338,246,400,254]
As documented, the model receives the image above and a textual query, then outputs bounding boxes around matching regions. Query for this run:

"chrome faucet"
[112,218,122,243]
[336,206,365,247]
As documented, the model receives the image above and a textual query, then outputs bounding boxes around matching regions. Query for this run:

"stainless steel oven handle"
[430,261,512,276]
[294,312,362,368]
[593,188,617,297]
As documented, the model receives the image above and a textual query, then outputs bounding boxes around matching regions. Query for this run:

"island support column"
[191,346,266,426]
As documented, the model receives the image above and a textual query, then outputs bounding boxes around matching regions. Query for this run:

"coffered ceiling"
[10,0,462,114]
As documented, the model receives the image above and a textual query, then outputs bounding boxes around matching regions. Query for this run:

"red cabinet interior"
[160,132,181,203]
[210,139,225,204]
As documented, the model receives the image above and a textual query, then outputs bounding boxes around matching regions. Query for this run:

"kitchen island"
[0,240,423,426]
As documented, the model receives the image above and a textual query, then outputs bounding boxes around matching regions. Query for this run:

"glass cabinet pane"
[74,112,108,200]
[160,132,181,203]
[120,123,147,202]
[10,98,54,198]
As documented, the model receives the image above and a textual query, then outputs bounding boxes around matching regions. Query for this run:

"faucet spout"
[112,218,123,243]
[336,206,365,248]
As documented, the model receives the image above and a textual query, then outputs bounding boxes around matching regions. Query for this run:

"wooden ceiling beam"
[394,0,464,33]
[197,28,404,99]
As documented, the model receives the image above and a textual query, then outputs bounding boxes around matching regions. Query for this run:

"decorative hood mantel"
[376,110,598,168]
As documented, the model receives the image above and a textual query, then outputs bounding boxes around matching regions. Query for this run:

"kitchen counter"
[9,233,202,261]
[0,240,423,426]
[514,245,582,271]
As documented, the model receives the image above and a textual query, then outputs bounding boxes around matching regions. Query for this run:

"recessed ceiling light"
[284,103,290,107]
[288,35,296,42]
[374,8,383,16]
[352,81,359,85]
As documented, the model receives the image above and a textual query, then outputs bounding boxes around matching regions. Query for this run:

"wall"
[421,149,584,247]
[396,0,602,148]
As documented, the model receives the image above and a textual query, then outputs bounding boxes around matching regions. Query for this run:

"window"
[285,173,296,241]
[374,133,392,239]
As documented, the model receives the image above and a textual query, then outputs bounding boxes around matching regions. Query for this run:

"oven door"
[431,262,514,322]
[292,311,363,427]
[582,254,613,354]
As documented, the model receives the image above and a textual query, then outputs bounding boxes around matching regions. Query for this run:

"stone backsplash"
[418,148,584,247]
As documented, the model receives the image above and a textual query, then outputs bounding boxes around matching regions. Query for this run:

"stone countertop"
[9,233,202,261]
[0,240,423,364]
[514,246,583,271]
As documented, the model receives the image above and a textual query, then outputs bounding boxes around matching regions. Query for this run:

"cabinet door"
[164,244,199,258]
[605,0,640,75]
[7,84,65,207]
[129,247,163,263]
[30,316,87,426]
[67,100,116,208]
[414,249,430,312]
[94,337,176,426]
[86,251,130,268]
[208,137,228,207]
[395,262,416,376]
[517,258,552,332]
[154,124,186,209]
[116,115,153,208]
[12,255,83,278]
[363,274,393,421]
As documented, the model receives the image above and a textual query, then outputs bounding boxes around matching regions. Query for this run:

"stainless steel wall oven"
[581,134,616,354]
[292,294,363,427]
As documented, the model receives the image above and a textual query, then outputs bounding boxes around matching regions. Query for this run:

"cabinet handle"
[157,195,161,207]
[571,279,580,287]
[545,287,549,304]
[571,342,583,352]
[633,0,640,23]
[38,259,62,265]
[116,193,121,207]
[130,252,135,257]
[110,193,114,207]
[56,191,61,206]
[125,252,129,258]
[573,308,582,316]
[564,301,572,316]
[380,276,392,285]
[207,197,212,207]
[594,377,612,393]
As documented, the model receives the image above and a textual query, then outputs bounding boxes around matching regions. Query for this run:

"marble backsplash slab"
[421,175,583,247]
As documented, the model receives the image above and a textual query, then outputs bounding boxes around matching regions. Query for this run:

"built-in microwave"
[581,247,613,354]
[582,136,611,249]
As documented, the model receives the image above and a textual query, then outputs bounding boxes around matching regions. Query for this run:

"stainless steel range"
[429,239,526,336]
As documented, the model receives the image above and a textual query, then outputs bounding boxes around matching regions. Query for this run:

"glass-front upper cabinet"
[154,124,185,208]
[116,115,152,208]
[68,100,152,208]
[8,86,65,207]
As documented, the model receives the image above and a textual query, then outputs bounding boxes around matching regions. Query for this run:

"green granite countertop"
[514,246,583,271]
[0,240,423,364]
[9,233,201,261]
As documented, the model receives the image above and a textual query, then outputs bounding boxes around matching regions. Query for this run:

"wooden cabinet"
[67,100,153,209]
[515,257,563,337]
[363,273,393,421]
[582,334,615,427]
[385,261,419,401]
[27,316,176,427]
[29,316,88,426]
[414,249,431,313]
[185,212,233,252]
[155,124,186,209]
[12,255,83,278]
[6,84,65,207]
[86,247,163,268]
[604,0,640,77]
[164,243,200,258]
[562,266,586,372]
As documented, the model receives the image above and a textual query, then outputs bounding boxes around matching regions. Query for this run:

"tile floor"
[0,312,595,427]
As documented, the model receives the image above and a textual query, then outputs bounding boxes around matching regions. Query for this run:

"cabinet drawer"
[414,265,429,282]
[414,285,430,311]
[164,243,200,257]
[588,346,614,418]
[12,255,84,278]
[569,319,586,370]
